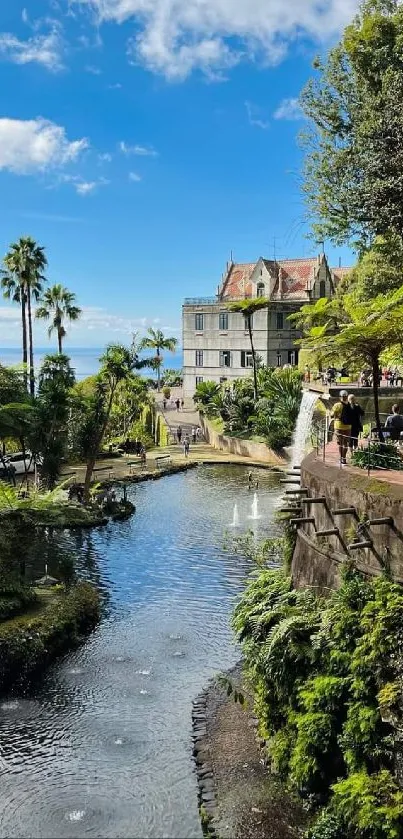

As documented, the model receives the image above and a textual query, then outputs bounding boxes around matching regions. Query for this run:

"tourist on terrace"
[177,426,182,444]
[175,398,180,411]
[348,394,364,451]
[384,404,403,441]
[183,436,190,458]
[192,427,197,443]
[331,390,353,465]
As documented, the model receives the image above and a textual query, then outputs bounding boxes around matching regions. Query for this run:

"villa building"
[182,253,349,398]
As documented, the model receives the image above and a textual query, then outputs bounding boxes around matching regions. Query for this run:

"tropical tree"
[295,289,403,437]
[31,354,76,488]
[0,402,36,482]
[36,284,81,354]
[139,328,178,391]
[193,380,222,410]
[227,298,269,400]
[1,237,47,396]
[74,344,142,501]
[302,0,403,249]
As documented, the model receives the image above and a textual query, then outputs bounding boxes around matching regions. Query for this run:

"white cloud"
[273,97,303,120]
[21,8,29,25]
[72,0,358,80]
[61,174,109,195]
[108,82,122,89]
[129,171,142,181]
[119,140,158,156]
[245,100,269,130]
[98,152,112,162]
[85,63,102,74]
[0,22,64,71]
[0,118,88,175]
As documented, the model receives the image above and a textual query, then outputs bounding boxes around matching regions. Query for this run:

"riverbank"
[0,582,101,694]
[193,664,308,839]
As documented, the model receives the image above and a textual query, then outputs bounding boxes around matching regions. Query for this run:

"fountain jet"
[248,492,261,520]
[230,503,240,527]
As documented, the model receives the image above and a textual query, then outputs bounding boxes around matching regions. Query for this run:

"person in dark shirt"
[348,394,364,451]
[385,404,403,441]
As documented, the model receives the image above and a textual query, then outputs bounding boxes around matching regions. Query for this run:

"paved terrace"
[314,438,403,489]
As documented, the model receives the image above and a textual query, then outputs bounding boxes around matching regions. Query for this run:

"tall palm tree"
[227,298,269,400]
[36,284,82,354]
[1,237,47,396]
[139,328,178,391]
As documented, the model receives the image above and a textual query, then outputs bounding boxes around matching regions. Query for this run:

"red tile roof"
[331,266,351,285]
[220,262,256,299]
[220,256,321,302]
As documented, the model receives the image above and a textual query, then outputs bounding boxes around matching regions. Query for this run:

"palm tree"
[36,284,81,354]
[2,237,47,396]
[227,298,270,400]
[139,328,178,391]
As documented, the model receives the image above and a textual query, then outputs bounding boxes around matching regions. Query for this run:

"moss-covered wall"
[0,582,100,693]
[291,452,403,591]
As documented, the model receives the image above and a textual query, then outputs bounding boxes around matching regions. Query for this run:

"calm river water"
[0,465,281,839]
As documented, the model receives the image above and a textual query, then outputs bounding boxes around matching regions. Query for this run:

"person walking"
[385,404,403,441]
[177,425,182,444]
[331,390,353,464]
[348,394,364,451]
[181,399,184,409]
[192,426,197,444]
[183,436,190,458]
[162,398,167,410]
[175,398,180,411]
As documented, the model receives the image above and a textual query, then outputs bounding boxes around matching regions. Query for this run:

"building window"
[288,350,298,366]
[195,376,204,386]
[219,350,231,368]
[219,312,228,331]
[257,282,265,297]
[244,315,253,331]
[195,350,203,367]
[195,313,204,331]
[276,312,284,330]
[241,351,253,368]
[277,353,282,367]
[319,280,326,298]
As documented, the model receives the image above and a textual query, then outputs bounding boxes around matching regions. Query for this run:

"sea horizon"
[0,346,183,381]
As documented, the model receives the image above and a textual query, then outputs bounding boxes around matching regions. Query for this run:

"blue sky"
[0,0,357,349]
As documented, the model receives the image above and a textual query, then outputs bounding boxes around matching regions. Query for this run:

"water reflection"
[0,465,281,839]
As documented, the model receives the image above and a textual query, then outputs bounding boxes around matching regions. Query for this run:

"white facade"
[182,254,338,398]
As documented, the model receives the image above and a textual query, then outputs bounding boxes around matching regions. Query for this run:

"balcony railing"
[183,295,254,306]
[183,297,219,305]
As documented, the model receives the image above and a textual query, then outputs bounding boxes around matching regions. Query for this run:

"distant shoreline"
[0,347,183,380]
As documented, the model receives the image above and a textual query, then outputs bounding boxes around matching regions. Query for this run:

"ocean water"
[0,348,183,381]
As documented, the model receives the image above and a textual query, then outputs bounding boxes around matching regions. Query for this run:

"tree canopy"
[302,0,403,249]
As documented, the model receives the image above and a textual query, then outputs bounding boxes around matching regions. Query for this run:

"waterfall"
[289,390,318,467]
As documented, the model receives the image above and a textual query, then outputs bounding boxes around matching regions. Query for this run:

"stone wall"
[200,414,286,466]
[291,452,403,590]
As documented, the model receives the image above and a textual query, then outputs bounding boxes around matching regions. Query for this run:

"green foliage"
[234,559,403,838]
[36,283,81,353]
[0,572,37,621]
[0,582,100,692]
[351,442,403,471]
[301,0,403,249]
[0,364,27,405]
[194,368,302,451]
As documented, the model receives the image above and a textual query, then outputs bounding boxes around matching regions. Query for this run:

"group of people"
[331,391,403,464]
[162,397,185,411]
[176,425,201,457]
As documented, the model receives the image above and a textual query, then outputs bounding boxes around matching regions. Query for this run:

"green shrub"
[351,442,403,471]
[0,582,100,692]
[233,558,403,839]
